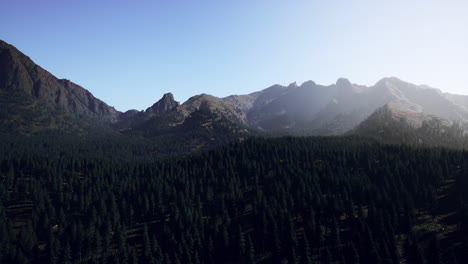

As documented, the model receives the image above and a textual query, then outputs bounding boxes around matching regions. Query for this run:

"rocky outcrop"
[0,40,120,122]
[1,39,467,142]
[145,93,179,115]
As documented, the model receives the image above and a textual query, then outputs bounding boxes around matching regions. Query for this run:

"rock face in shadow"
[0,40,120,122]
[145,93,179,115]
[1,39,467,148]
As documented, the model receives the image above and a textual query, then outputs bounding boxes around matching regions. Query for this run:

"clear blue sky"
[1,0,467,111]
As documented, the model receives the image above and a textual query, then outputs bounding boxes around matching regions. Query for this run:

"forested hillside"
[350,103,468,149]
[1,136,467,264]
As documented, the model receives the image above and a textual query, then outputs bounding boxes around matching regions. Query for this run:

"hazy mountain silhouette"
[227,77,468,134]
[349,102,468,148]
[1,39,467,148]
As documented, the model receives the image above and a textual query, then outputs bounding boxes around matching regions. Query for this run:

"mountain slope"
[0,40,119,121]
[445,93,468,111]
[372,77,468,121]
[350,102,468,149]
[125,93,252,152]
[2,39,468,149]
[0,40,121,134]
[116,92,180,129]
[239,77,468,135]
[0,40,252,150]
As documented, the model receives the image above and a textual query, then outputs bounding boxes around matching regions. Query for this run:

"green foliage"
[0,135,467,263]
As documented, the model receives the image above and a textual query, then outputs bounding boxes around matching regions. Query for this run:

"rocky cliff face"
[116,93,181,129]
[145,93,179,115]
[1,39,467,145]
[225,77,468,134]
[0,40,119,122]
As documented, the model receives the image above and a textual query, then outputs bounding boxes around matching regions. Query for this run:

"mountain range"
[1,39,467,149]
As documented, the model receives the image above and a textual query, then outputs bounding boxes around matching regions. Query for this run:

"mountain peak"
[336,78,352,87]
[145,92,180,114]
[301,80,316,87]
[375,76,406,87]
[162,92,175,100]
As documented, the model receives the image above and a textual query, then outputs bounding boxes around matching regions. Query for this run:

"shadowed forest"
[1,136,467,264]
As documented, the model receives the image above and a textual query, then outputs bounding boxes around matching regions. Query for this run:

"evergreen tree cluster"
[0,136,467,263]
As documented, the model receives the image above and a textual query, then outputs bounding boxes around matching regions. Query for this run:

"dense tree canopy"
[0,136,467,263]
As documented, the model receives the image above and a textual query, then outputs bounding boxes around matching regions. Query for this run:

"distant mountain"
[1,39,467,149]
[146,92,179,115]
[0,40,250,141]
[227,77,468,135]
[444,93,468,111]
[350,102,468,148]
[123,93,252,151]
[116,92,180,129]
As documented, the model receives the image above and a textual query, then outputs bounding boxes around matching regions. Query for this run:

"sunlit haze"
[1,0,467,111]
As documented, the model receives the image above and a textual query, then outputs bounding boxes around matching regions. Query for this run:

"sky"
[1,0,467,111]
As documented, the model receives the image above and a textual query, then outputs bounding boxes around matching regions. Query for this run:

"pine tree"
[238,225,246,258]
[246,235,255,264]
[303,234,313,264]
[427,234,441,264]
[62,242,71,264]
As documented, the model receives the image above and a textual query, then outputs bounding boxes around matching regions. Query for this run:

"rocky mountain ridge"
[349,102,468,148]
[1,39,467,148]
[0,40,119,122]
